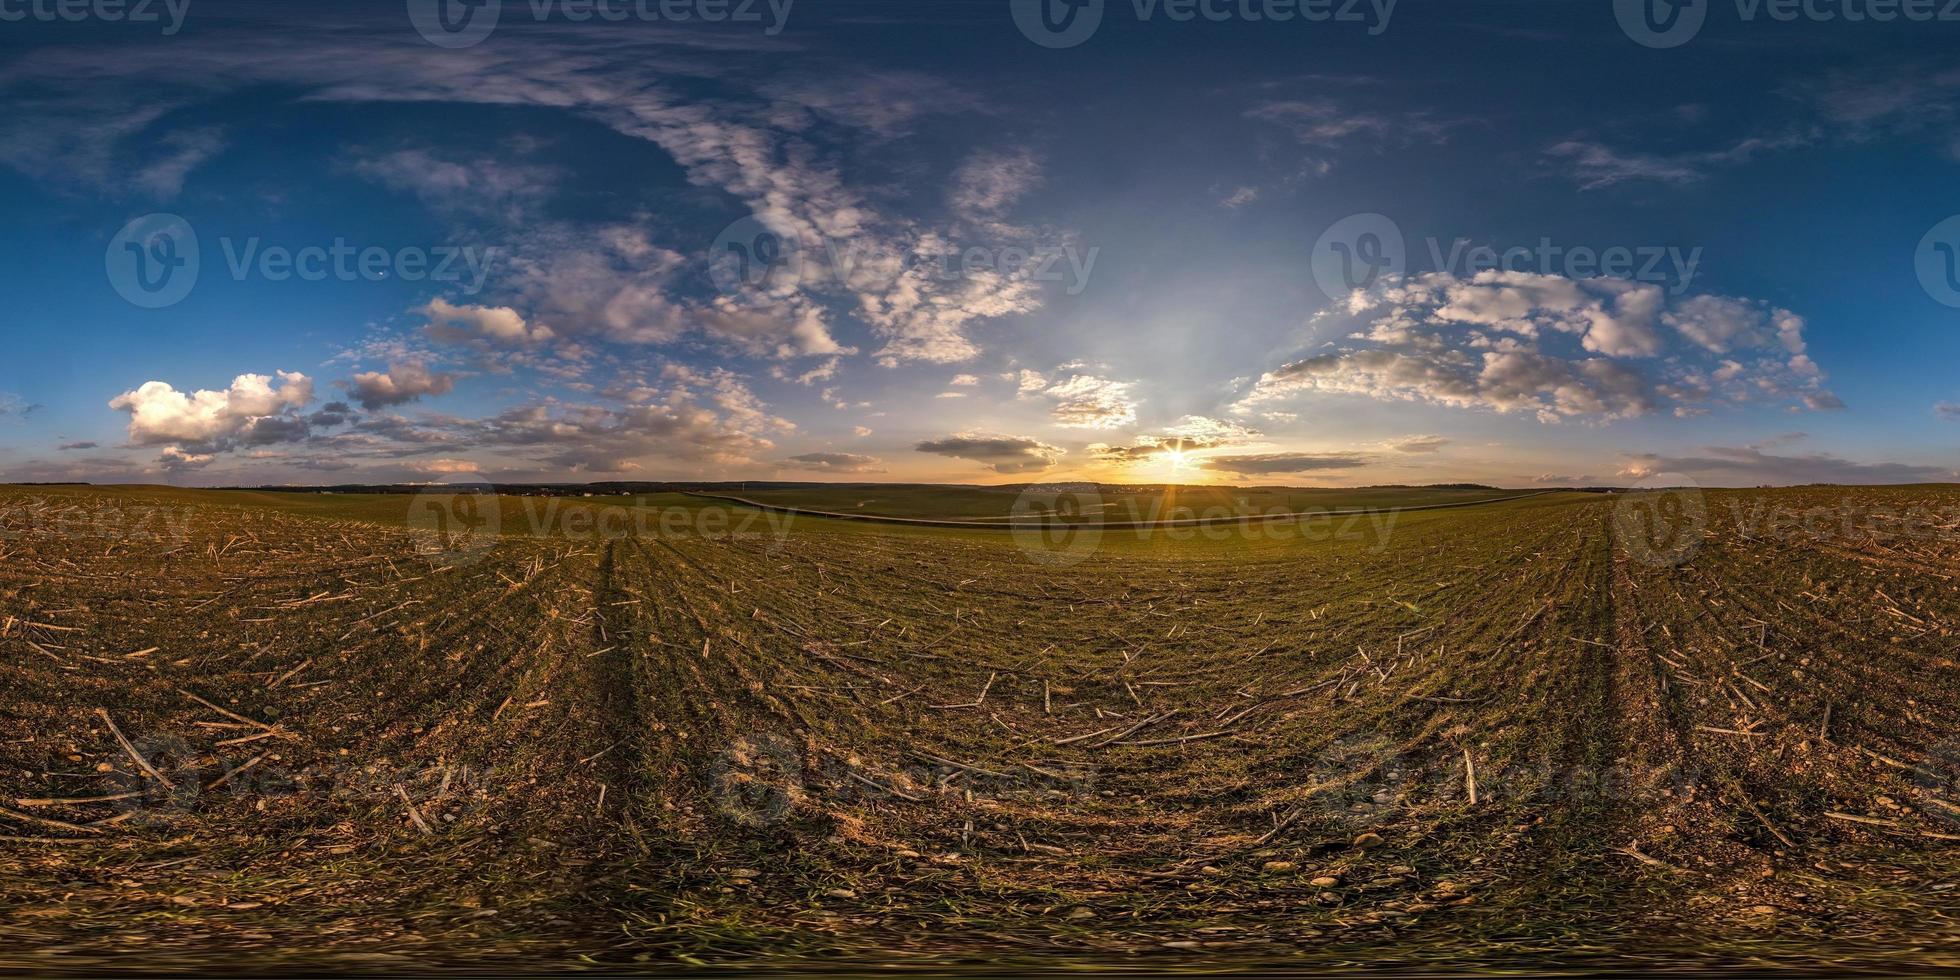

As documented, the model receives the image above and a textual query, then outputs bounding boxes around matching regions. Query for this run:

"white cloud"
[351,149,559,221]
[0,393,36,421]
[1239,272,1838,421]
[157,446,215,470]
[1028,373,1139,429]
[1422,270,1664,357]
[134,126,225,197]
[949,147,1042,228]
[1162,415,1260,446]
[0,34,1072,370]
[856,250,1045,363]
[0,99,226,199]
[110,371,314,448]
[411,458,482,475]
[1245,98,1453,151]
[781,451,885,474]
[1545,132,1813,190]
[1665,295,1773,353]
[1390,434,1449,453]
[423,298,554,346]
[1090,416,1261,463]
[450,371,791,474]
[776,357,839,386]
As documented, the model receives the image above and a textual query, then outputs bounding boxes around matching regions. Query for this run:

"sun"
[1162,448,1189,471]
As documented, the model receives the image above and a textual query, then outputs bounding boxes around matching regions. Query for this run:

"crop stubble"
[1,484,1957,971]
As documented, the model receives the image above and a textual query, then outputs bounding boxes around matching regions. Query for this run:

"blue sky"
[1,0,1957,486]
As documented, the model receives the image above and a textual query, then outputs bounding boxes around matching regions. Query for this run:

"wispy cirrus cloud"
[1388,434,1449,453]
[1544,132,1814,190]
[1545,65,1960,190]
[2,28,1068,370]
[0,394,39,421]
[1245,97,1454,151]
[780,451,885,474]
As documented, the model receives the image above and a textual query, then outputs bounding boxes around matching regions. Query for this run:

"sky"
[1,0,1958,488]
